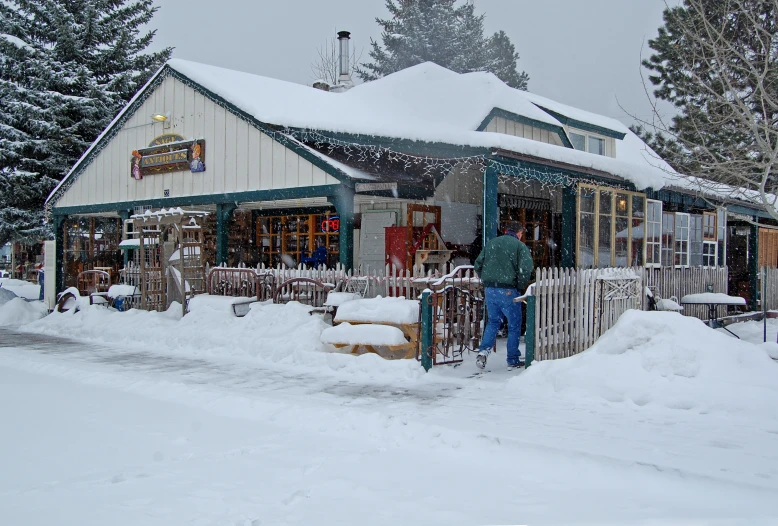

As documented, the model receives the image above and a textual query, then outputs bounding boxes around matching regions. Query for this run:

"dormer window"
[569,130,607,156]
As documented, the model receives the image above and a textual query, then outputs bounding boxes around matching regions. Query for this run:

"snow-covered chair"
[646,287,683,312]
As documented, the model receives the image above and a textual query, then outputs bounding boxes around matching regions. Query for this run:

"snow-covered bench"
[324,297,420,359]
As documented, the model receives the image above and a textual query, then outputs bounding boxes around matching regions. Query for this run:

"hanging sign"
[131,135,206,180]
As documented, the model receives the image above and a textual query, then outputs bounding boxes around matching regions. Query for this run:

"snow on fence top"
[334,297,420,325]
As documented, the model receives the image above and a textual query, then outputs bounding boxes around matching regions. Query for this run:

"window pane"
[632,196,645,217]
[598,215,612,267]
[632,218,644,266]
[615,217,629,266]
[599,191,612,215]
[580,213,595,267]
[588,136,605,155]
[690,215,703,266]
[662,212,675,267]
[570,132,586,151]
[615,194,629,217]
[580,187,596,213]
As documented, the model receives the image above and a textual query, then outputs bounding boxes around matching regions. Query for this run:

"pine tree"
[358,0,529,90]
[0,0,172,245]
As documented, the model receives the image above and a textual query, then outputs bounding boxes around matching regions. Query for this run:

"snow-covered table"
[680,293,747,337]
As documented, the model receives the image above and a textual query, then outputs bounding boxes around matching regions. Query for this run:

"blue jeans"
[479,287,522,365]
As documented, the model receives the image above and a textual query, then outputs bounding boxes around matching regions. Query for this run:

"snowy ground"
[1,300,777,525]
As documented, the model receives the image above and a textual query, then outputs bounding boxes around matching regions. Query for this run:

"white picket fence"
[532,267,642,361]
[531,266,731,361]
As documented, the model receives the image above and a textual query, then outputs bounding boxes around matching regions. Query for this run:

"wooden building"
[45,56,775,306]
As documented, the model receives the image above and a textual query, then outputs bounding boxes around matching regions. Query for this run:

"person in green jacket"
[473,221,534,370]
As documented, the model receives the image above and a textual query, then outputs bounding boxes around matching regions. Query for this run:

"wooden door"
[500,207,551,268]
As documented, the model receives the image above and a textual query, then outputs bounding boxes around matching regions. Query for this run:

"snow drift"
[0,297,48,327]
[511,310,778,420]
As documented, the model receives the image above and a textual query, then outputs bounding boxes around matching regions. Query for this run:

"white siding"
[53,75,340,210]
[485,116,563,147]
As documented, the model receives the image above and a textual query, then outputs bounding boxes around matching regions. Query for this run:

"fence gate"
[418,286,483,366]
[595,272,642,335]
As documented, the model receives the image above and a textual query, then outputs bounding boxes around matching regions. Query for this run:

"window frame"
[576,183,646,268]
[645,200,663,268]
[568,128,609,157]
[674,212,691,268]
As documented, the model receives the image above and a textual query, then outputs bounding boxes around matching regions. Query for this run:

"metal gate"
[418,286,484,366]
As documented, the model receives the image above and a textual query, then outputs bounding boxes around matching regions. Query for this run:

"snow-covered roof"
[167,59,668,190]
[44,57,767,210]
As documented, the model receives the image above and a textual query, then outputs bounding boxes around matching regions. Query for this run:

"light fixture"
[151,112,171,129]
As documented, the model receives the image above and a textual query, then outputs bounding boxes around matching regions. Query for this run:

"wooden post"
[329,186,355,270]
[749,222,759,311]
[53,215,67,294]
[525,295,536,367]
[561,186,576,267]
[421,290,433,372]
[482,162,499,246]
[216,203,237,266]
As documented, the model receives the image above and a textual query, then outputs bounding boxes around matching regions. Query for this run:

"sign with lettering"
[321,216,340,233]
[131,136,205,179]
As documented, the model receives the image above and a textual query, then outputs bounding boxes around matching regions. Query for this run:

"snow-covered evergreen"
[358,0,529,90]
[0,0,171,245]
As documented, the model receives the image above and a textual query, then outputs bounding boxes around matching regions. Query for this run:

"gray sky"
[149,0,676,128]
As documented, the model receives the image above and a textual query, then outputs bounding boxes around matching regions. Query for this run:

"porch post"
[483,162,499,245]
[216,203,237,266]
[561,186,577,267]
[119,210,131,268]
[53,215,67,295]
[749,221,759,311]
[330,185,355,270]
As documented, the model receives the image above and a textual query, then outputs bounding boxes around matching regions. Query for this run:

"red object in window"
[321,218,340,233]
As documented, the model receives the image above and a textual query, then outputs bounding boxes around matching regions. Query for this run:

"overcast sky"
[149,0,677,128]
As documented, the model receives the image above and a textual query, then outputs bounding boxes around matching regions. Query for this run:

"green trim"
[254,206,334,217]
[52,184,343,216]
[534,105,627,140]
[483,163,499,245]
[420,291,433,371]
[561,186,576,267]
[216,203,237,265]
[749,222,759,311]
[54,215,67,295]
[119,210,132,268]
[476,108,574,148]
[329,186,355,270]
[290,128,490,159]
[525,295,536,367]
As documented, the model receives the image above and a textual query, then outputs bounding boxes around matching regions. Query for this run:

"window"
[717,208,727,266]
[570,132,586,151]
[568,130,608,156]
[690,215,703,267]
[588,136,605,156]
[703,242,717,267]
[703,212,717,241]
[674,212,690,267]
[661,212,675,266]
[576,184,646,267]
[645,200,662,267]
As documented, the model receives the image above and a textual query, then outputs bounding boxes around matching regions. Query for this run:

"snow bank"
[0,298,48,326]
[334,297,419,324]
[0,278,40,300]
[0,287,18,306]
[511,310,778,420]
[21,300,424,381]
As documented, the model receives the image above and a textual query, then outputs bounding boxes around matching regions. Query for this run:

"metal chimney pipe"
[337,31,351,77]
